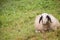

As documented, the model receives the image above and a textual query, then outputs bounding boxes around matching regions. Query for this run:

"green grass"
[0,0,60,40]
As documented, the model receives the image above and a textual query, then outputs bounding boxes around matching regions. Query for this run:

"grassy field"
[0,0,60,40]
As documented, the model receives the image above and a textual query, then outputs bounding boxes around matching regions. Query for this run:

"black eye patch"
[46,15,52,23]
[39,16,43,23]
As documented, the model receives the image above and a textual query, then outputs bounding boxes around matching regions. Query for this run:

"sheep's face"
[42,15,48,24]
[39,13,52,25]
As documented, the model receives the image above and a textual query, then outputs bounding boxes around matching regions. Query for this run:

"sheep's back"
[49,14,60,30]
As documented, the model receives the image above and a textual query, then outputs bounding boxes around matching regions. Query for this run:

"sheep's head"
[39,13,52,25]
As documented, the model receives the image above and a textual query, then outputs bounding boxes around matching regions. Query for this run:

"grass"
[0,0,60,40]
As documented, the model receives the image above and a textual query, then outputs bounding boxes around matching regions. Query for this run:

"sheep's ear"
[47,15,52,23]
[39,16,42,23]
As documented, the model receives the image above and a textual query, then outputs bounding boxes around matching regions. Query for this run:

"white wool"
[34,13,60,33]
[48,14,60,30]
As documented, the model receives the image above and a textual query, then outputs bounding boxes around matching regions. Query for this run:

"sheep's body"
[34,13,60,33]
[48,14,60,30]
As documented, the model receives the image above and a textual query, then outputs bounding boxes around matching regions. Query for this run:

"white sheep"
[34,13,60,33]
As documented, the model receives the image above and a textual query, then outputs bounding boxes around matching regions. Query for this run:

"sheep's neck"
[43,22,50,31]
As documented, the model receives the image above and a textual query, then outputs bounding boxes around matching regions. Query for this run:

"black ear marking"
[46,15,52,23]
[39,16,43,23]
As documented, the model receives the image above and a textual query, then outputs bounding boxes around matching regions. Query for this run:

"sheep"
[34,13,60,33]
